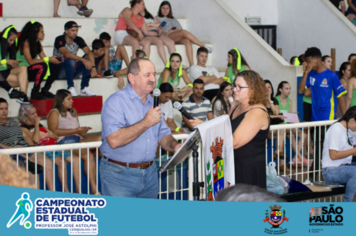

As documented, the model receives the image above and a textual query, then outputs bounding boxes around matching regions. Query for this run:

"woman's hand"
[137,31,144,41]
[189,117,204,127]
[6,59,19,68]
[76,127,89,137]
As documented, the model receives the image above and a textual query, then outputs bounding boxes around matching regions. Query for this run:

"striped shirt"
[181,95,213,128]
[0,118,28,147]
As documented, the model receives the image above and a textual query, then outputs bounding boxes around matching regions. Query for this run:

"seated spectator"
[330,0,346,15]
[47,89,99,194]
[53,0,93,18]
[224,48,250,83]
[19,104,94,193]
[347,60,356,109]
[348,53,356,63]
[321,106,356,202]
[99,32,130,79]
[115,49,146,89]
[83,39,105,79]
[114,0,161,60]
[337,62,351,118]
[189,47,224,101]
[212,81,233,118]
[0,98,54,190]
[322,55,333,70]
[346,0,356,21]
[156,1,213,66]
[142,8,176,66]
[158,52,192,102]
[0,26,29,104]
[17,21,62,100]
[54,21,96,96]
[157,83,185,134]
[181,79,213,132]
[275,81,312,167]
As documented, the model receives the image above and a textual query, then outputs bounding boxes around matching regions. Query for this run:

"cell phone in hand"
[56,57,63,62]
[159,21,167,28]
[171,27,176,30]
[202,71,207,76]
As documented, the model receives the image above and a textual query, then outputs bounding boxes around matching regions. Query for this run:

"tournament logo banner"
[196,115,235,201]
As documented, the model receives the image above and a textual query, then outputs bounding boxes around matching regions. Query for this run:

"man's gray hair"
[18,104,36,123]
[127,57,150,76]
[216,184,285,202]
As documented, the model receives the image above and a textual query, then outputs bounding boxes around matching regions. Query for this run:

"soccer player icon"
[7,192,33,228]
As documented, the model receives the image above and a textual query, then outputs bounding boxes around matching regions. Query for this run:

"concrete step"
[0,17,187,47]
[1,0,164,18]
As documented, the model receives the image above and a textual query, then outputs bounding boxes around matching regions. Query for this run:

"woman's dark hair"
[0,25,17,60]
[0,97,8,104]
[18,21,43,59]
[130,0,143,8]
[298,54,305,64]
[339,62,350,79]
[339,106,356,145]
[52,89,77,118]
[264,79,274,101]
[212,82,232,115]
[227,49,249,74]
[159,82,173,93]
[275,81,289,97]
[168,52,182,70]
[322,55,331,62]
[158,1,174,19]
[143,8,154,19]
[135,49,146,58]
[289,56,297,65]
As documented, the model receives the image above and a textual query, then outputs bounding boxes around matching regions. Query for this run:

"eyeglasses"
[233,84,249,91]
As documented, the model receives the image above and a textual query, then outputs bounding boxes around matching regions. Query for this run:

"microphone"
[153,88,160,108]
[173,101,194,120]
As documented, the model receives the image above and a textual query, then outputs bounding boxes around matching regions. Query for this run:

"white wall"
[220,0,278,25]
[171,0,297,110]
[278,0,356,70]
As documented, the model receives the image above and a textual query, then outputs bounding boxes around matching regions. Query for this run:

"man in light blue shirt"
[100,58,182,198]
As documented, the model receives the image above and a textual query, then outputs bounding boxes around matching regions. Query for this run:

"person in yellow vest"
[0,25,29,104]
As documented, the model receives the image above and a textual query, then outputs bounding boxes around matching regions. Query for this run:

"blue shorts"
[45,150,71,161]
[108,59,123,73]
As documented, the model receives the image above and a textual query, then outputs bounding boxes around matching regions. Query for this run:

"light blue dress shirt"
[100,84,171,163]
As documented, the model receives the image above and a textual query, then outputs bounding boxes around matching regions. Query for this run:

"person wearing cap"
[100,57,182,198]
[0,25,30,104]
[189,47,224,102]
[53,21,96,96]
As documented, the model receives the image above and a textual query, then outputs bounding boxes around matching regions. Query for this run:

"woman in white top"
[212,81,233,118]
[142,8,176,66]
[322,106,356,202]
[47,89,100,194]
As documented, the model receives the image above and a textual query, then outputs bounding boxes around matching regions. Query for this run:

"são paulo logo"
[309,204,343,226]
[263,205,289,235]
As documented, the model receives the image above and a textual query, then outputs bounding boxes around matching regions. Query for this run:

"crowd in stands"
[2,0,356,201]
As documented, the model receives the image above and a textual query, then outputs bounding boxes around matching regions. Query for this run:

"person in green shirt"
[17,21,62,100]
[0,25,30,104]
[346,59,356,109]
[224,48,250,83]
[158,52,192,102]
[275,81,312,167]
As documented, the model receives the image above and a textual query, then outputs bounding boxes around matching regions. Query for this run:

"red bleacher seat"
[30,96,103,117]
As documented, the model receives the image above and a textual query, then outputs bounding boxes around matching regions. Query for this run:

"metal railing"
[0,120,342,201]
